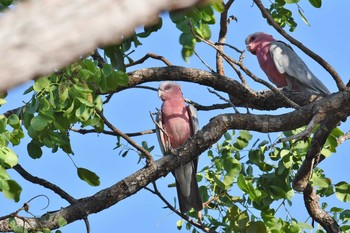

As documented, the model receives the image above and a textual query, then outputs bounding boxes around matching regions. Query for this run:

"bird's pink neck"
[161,97,186,114]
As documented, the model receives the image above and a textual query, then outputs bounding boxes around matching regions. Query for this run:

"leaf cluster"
[170,4,222,61]
[177,128,350,232]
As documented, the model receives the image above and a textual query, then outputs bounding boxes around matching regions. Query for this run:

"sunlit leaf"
[2,179,22,202]
[335,181,350,202]
[57,216,67,227]
[0,147,18,168]
[284,0,299,3]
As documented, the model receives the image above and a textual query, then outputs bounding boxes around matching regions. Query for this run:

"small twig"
[194,50,215,73]
[253,0,345,92]
[125,52,173,67]
[215,42,244,54]
[90,50,105,68]
[70,127,156,137]
[184,99,231,111]
[0,195,48,221]
[216,0,236,76]
[145,182,213,233]
[207,88,239,113]
[95,108,154,165]
[271,114,323,147]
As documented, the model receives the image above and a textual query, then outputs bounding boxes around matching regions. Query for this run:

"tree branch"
[215,0,235,76]
[95,109,154,165]
[0,0,208,92]
[70,127,156,137]
[125,52,173,67]
[116,66,326,110]
[145,182,212,233]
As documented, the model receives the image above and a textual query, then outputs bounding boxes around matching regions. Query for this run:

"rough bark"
[122,66,327,110]
[0,0,207,92]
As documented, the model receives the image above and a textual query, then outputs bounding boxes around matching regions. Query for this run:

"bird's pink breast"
[256,43,288,87]
[161,100,191,149]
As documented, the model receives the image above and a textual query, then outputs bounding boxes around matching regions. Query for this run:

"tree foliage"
[0,0,350,233]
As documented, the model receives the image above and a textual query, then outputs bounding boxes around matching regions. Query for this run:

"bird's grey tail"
[176,171,203,213]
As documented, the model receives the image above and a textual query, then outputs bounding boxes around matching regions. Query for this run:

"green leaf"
[298,8,310,26]
[335,181,350,202]
[8,114,20,129]
[0,166,9,179]
[57,216,67,227]
[77,167,100,186]
[340,210,350,221]
[1,0,13,7]
[247,221,267,233]
[176,219,183,230]
[76,97,95,107]
[284,0,299,3]
[194,23,211,40]
[33,77,50,92]
[102,63,113,77]
[0,98,6,106]
[0,147,18,168]
[30,115,49,131]
[309,0,322,8]
[169,11,186,24]
[2,179,22,202]
[116,70,129,87]
[212,0,225,13]
[27,140,43,159]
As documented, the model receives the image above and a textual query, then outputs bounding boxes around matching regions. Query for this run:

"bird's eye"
[250,36,256,42]
[165,84,171,90]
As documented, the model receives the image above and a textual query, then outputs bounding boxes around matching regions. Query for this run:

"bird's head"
[158,81,183,101]
[245,32,275,54]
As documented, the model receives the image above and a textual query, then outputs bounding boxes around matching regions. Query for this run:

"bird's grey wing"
[188,104,199,134]
[269,41,330,95]
[155,110,167,155]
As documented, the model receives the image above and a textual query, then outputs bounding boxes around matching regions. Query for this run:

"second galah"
[245,32,330,95]
[156,81,202,213]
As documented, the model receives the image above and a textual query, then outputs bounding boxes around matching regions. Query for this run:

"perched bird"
[245,32,330,95]
[156,81,202,213]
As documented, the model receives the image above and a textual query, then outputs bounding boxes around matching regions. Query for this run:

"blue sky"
[1,1,350,232]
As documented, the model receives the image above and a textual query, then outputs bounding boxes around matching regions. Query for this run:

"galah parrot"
[156,81,202,213]
[245,32,330,95]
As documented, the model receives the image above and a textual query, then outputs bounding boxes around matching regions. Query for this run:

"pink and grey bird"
[156,81,202,213]
[245,32,330,95]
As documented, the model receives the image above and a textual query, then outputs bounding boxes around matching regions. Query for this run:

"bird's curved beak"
[157,88,163,99]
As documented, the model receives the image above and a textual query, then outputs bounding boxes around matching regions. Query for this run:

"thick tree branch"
[0,0,208,92]
[304,184,340,233]
[115,66,327,110]
[253,0,346,91]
